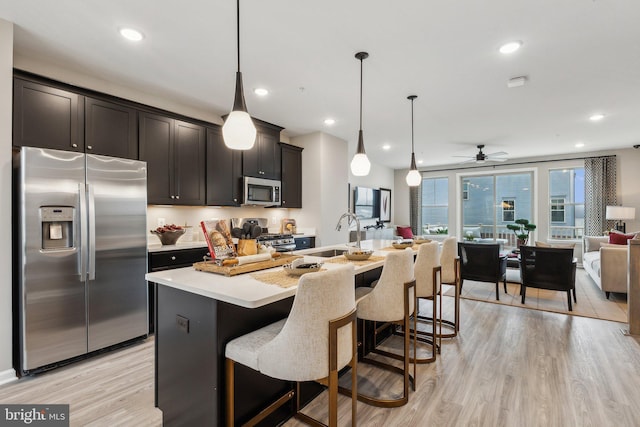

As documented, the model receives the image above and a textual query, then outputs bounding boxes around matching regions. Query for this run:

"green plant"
[464,231,476,241]
[506,219,537,245]
[435,227,448,235]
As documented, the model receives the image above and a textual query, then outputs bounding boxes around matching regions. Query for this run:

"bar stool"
[412,241,441,363]
[225,265,358,427]
[416,236,460,338]
[345,248,416,408]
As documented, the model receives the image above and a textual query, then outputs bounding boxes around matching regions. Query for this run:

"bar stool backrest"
[414,241,440,298]
[356,248,415,323]
[440,236,457,285]
[258,265,356,382]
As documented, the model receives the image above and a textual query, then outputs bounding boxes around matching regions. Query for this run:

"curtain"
[584,156,617,235]
[409,185,422,235]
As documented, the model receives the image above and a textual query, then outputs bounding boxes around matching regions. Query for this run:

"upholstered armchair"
[520,246,577,310]
[458,242,507,301]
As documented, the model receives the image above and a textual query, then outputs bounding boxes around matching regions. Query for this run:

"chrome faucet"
[336,212,361,248]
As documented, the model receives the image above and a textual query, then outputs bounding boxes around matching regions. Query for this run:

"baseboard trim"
[0,368,18,386]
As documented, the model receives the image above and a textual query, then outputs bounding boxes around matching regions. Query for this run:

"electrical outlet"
[176,315,189,333]
[157,218,166,227]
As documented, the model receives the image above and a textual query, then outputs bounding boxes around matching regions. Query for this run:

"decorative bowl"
[283,262,323,276]
[392,240,414,249]
[344,250,373,261]
[151,228,186,245]
[413,238,432,245]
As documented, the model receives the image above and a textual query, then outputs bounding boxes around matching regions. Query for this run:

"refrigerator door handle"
[88,184,96,281]
[79,183,88,280]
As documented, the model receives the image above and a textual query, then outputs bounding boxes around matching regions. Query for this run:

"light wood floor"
[2,298,640,426]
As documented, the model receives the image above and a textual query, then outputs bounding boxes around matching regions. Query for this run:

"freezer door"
[17,147,88,371]
[86,154,148,351]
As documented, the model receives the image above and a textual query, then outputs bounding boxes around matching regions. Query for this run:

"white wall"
[0,18,15,384]
[291,132,349,246]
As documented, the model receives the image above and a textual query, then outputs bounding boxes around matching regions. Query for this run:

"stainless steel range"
[230,218,296,252]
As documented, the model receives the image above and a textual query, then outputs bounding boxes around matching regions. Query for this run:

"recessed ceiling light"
[323,118,335,126]
[254,88,269,96]
[589,113,605,121]
[499,40,522,54]
[575,142,585,148]
[382,144,391,150]
[119,27,144,42]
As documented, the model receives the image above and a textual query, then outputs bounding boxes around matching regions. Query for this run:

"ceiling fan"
[454,144,508,164]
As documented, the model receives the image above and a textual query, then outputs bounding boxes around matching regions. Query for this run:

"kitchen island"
[147,240,397,426]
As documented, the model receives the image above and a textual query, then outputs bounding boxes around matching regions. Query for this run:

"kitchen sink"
[305,249,347,257]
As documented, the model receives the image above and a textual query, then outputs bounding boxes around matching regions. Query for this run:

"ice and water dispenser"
[40,207,74,250]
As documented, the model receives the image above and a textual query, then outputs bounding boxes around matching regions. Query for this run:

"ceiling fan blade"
[487,156,508,162]
[486,151,508,157]
[458,158,476,164]
[452,155,474,158]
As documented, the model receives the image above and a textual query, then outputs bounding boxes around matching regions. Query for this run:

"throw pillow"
[396,226,414,239]
[609,232,636,245]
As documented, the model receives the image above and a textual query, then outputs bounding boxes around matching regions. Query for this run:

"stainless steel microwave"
[243,176,281,206]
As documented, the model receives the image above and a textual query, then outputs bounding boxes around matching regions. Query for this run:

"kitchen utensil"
[231,227,243,239]
[250,224,262,238]
[242,222,251,238]
[237,239,258,256]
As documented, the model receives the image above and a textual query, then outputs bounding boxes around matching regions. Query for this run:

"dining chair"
[519,246,577,310]
[458,242,507,301]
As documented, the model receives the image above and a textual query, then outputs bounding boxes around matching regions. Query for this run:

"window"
[502,199,515,222]
[421,177,448,233]
[462,182,470,200]
[550,198,565,222]
[461,172,533,247]
[548,168,584,239]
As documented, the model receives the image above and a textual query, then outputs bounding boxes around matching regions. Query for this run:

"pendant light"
[222,0,257,150]
[405,95,421,186]
[350,52,371,176]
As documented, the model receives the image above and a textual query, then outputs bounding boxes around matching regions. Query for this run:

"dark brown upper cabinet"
[206,126,243,206]
[242,120,284,180]
[13,78,139,160]
[280,143,303,208]
[85,97,137,159]
[140,112,206,205]
[13,78,83,152]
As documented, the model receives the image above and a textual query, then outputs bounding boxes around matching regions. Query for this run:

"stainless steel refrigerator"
[14,146,148,375]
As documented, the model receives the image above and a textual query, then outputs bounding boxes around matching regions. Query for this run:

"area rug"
[443,268,628,323]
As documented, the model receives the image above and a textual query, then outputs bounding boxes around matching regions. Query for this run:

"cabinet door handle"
[170,195,175,199]
[87,145,92,150]
[72,143,78,148]
[282,200,286,205]
[171,256,176,260]
[233,198,237,202]
[176,195,180,199]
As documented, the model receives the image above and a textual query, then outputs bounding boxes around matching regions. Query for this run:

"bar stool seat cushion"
[225,319,287,372]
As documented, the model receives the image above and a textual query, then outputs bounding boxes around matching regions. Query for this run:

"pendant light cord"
[236,0,241,72]
[411,98,415,153]
[359,56,363,131]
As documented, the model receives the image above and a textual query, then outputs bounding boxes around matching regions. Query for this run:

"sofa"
[582,236,630,298]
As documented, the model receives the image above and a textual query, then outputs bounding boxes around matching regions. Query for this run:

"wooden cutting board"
[193,254,302,277]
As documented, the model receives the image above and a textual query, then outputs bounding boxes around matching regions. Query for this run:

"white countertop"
[148,241,209,253]
[145,240,400,308]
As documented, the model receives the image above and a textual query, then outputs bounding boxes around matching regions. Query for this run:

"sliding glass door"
[461,172,533,247]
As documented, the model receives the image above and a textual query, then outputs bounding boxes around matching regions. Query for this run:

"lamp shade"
[606,206,636,220]
[222,110,256,150]
[406,169,421,186]
[350,153,371,176]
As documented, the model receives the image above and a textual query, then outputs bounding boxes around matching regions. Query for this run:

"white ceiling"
[2,0,640,169]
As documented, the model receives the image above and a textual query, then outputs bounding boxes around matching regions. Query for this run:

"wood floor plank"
[1,294,639,426]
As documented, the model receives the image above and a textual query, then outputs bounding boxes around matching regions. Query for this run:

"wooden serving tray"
[193,254,302,277]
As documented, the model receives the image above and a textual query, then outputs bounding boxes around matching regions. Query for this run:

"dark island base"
[156,266,384,426]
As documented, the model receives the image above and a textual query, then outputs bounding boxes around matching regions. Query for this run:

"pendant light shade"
[405,95,421,186]
[223,0,257,150]
[351,52,371,176]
